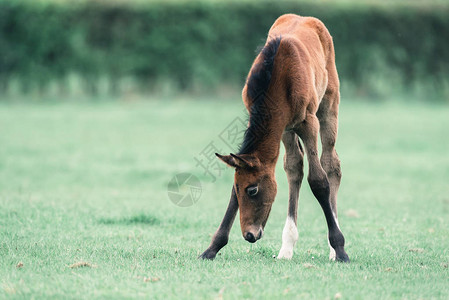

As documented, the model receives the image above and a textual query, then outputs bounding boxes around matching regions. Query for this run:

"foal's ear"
[215,153,238,168]
[215,153,260,169]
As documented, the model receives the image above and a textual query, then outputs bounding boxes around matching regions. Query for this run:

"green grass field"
[1,98,448,299]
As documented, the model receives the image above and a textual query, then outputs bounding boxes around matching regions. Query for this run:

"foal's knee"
[331,151,342,179]
[321,151,342,182]
[330,159,342,183]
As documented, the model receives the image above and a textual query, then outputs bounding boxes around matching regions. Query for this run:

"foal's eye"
[246,185,259,197]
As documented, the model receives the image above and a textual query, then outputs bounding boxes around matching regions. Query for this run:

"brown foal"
[199,14,349,262]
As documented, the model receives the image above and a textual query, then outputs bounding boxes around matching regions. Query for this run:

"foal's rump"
[267,14,336,119]
[269,14,334,63]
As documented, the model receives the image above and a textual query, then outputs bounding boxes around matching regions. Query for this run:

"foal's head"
[217,153,277,243]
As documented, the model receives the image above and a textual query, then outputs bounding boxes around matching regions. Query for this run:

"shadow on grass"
[99,213,160,226]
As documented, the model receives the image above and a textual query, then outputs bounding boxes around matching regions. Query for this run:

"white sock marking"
[328,213,339,260]
[328,239,336,261]
[277,217,298,259]
[334,212,341,229]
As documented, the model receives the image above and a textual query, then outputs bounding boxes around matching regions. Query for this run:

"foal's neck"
[242,109,285,167]
[256,116,284,166]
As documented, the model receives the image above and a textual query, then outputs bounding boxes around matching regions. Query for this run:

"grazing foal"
[199,14,349,262]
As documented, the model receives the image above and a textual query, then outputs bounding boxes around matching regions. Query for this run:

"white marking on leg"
[328,239,336,261]
[328,212,339,261]
[334,212,340,229]
[277,217,298,259]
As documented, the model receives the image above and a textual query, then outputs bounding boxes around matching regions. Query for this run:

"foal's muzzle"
[244,228,263,243]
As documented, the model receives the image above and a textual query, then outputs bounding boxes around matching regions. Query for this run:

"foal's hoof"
[277,247,293,259]
[335,250,350,263]
[198,248,217,260]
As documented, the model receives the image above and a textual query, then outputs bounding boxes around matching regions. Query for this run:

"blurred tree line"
[0,0,448,100]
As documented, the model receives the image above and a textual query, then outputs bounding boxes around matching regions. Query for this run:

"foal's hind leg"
[318,90,344,260]
[277,131,304,259]
[296,112,349,262]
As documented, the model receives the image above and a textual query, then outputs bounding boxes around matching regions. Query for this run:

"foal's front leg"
[277,131,304,259]
[199,187,238,260]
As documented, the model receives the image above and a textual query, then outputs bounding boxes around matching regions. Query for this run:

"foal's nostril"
[245,232,256,243]
[257,229,263,240]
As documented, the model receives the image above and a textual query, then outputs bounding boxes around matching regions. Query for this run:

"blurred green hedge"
[1,0,448,100]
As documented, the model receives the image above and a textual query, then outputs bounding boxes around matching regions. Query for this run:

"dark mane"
[238,36,282,155]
